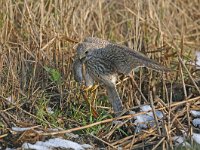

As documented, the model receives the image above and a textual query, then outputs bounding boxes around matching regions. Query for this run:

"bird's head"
[75,42,104,61]
[75,42,89,60]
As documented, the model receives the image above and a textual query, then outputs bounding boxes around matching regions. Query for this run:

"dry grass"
[0,0,200,149]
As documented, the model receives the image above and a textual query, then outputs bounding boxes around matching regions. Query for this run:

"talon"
[83,86,93,91]
[91,85,98,92]
[83,85,93,91]
[83,85,98,92]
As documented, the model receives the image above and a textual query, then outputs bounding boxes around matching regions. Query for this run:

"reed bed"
[0,0,200,149]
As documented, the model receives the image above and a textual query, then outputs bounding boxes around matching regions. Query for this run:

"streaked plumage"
[73,37,169,116]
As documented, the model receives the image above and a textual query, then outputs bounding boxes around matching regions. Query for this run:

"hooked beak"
[79,54,86,63]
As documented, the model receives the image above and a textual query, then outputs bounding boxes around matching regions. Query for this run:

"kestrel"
[73,37,169,116]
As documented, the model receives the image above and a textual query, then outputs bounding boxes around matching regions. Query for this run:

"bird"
[73,37,169,116]
[73,37,110,88]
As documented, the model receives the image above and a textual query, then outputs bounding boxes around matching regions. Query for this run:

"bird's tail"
[130,50,171,72]
[143,61,171,72]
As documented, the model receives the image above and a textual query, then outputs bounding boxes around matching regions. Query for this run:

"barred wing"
[97,44,170,75]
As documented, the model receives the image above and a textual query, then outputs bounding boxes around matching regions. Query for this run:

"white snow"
[12,127,32,132]
[140,105,152,111]
[134,105,164,132]
[191,110,200,117]
[23,143,49,150]
[22,137,92,150]
[172,136,191,147]
[195,51,200,68]
[192,118,200,128]
[192,133,200,144]
[6,96,12,102]
[6,96,16,104]
[134,114,150,130]
[173,133,200,146]
[46,107,54,114]
[129,111,135,115]
[172,136,184,145]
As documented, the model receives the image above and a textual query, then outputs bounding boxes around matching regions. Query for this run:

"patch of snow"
[23,143,49,150]
[5,148,16,150]
[173,133,200,147]
[192,118,200,128]
[6,96,12,102]
[172,136,184,145]
[46,107,54,114]
[134,105,163,133]
[155,111,164,119]
[81,144,93,149]
[129,110,135,114]
[191,110,200,117]
[140,105,152,112]
[117,147,123,150]
[195,51,200,68]
[192,133,200,144]
[180,130,187,136]
[6,96,16,104]
[12,126,32,132]
[172,136,191,147]
[134,114,150,131]
[22,137,92,150]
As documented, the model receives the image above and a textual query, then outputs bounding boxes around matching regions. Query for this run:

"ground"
[0,0,200,149]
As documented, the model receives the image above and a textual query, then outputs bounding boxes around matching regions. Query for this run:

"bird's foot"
[83,84,98,92]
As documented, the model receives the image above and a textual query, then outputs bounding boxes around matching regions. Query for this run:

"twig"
[0,95,54,127]
[130,76,148,103]
[0,111,11,128]
[129,133,136,150]
[152,137,165,150]
[178,56,200,94]
[80,90,99,118]
[179,57,187,98]
[156,97,186,131]
[39,96,200,136]
[60,35,79,43]
[90,134,117,149]
[40,37,57,51]
[149,92,161,135]
[0,134,8,139]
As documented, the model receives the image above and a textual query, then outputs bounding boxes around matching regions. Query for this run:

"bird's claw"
[83,85,98,92]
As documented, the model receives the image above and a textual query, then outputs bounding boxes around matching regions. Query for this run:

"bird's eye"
[85,51,88,54]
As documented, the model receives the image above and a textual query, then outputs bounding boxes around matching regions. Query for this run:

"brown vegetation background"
[0,0,200,149]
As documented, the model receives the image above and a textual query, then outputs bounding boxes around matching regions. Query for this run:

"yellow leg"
[83,84,99,92]
[81,84,99,118]
[91,84,99,92]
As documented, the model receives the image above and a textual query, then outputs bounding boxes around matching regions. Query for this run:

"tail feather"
[126,48,170,72]
[142,60,171,72]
